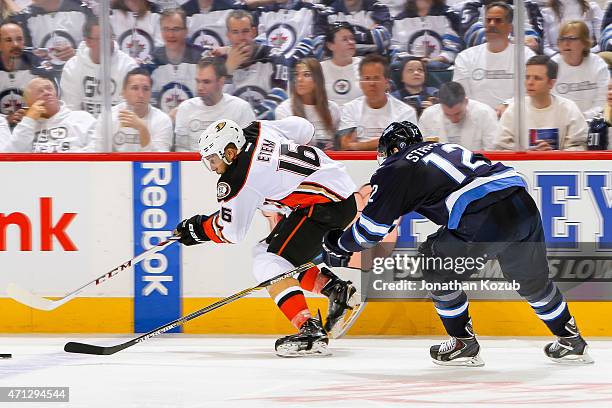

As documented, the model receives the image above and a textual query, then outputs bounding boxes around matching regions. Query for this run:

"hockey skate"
[275,312,331,357]
[544,317,594,364]
[320,267,363,338]
[430,320,484,367]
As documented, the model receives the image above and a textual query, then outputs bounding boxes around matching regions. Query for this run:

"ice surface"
[0,336,611,408]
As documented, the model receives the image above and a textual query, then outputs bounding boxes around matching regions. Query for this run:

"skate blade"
[432,353,485,367]
[275,340,332,358]
[329,288,366,339]
[548,346,595,365]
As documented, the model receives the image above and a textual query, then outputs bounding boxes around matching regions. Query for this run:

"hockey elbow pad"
[175,214,211,246]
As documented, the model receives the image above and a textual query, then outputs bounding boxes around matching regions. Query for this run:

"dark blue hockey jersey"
[338,142,526,252]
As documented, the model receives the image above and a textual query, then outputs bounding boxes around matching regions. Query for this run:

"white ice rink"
[0,335,611,408]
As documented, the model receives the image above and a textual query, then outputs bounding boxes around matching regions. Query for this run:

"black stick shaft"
[64,262,315,355]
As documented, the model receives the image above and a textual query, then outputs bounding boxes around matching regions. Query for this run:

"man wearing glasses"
[148,8,206,117]
[338,54,417,150]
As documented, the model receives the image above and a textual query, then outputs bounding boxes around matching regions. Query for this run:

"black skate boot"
[275,311,331,357]
[430,320,484,367]
[320,267,360,337]
[544,317,594,364]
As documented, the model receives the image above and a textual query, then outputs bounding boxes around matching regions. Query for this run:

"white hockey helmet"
[198,119,246,167]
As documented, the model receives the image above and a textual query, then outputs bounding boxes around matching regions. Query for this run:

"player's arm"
[273,116,315,145]
[323,164,412,265]
[175,185,264,245]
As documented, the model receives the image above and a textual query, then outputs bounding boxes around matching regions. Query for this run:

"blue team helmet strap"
[377,121,423,164]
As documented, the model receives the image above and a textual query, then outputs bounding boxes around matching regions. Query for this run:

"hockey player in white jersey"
[174,117,359,356]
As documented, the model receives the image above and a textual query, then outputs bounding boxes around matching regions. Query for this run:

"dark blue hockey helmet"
[377,121,423,164]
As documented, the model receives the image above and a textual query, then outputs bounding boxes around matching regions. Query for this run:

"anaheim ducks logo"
[216,121,226,132]
[217,182,231,200]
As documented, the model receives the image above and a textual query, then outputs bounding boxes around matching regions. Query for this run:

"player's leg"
[284,197,359,334]
[420,228,484,367]
[251,240,328,357]
[496,190,593,364]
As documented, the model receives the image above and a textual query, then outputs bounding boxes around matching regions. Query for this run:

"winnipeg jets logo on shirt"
[0,89,24,114]
[234,86,266,109]
[408,30,442,58]
[266,24,296,55]
[333,79,351,95]
[158,82,193,113]
[40,31,76,66]
[119,29,154,62]
[191,30,224,49]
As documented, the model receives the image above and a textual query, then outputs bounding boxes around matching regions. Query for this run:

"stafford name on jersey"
[405,142,438,163]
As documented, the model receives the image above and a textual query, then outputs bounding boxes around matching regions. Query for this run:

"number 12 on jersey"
[420,144,488,184]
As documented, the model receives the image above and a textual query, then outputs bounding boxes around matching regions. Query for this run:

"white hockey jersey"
[60,43,138,118]
[0,69,36,116]
[93,102,173,152]
[15,0,93,67]
[6,103,96,153]
[392,12,462,63]
[187,9,233,49]
[149,44,204,113]
[258,5,315,56]
[109,10,163,64]
[174,94,256,152]
[201,117,357,244]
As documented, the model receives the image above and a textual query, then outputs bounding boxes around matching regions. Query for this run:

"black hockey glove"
[322,229,352,268]
[175,215,211,246]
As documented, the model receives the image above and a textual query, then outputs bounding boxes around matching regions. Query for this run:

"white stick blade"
[6,283,64,311]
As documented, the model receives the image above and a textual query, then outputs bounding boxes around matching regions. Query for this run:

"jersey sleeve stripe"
[203,213,230,244]
[445,169,526,229]
[358,214,392,236]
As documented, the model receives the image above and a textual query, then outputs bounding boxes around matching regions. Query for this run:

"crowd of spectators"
[0,0,611,152]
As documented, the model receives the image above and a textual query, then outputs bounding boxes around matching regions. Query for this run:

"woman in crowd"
[391,57,439,118]
[542,0,603,56]
[552,20,609,120]
[275,58,340,150]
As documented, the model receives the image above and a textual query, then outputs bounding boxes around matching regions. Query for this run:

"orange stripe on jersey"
[202,214,227,244]
[279,192,333,209]
[277,206,314,256]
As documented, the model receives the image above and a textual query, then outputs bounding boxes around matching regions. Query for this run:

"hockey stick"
[7,236,180,311]
[64,261,316,355]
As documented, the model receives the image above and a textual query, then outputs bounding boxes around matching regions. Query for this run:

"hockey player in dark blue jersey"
[322,121,593,366]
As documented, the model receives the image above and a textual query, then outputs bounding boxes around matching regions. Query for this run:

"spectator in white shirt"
[497,55,587,151]
[453,2,535,114]
[174,56,255,151]
[552,20,610,120]
[94,67,173,152]
[338,54,417,151]
[275,58,340,150]
[320,22,363,106]
[419,81,499,150]
[6,77,96,152]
